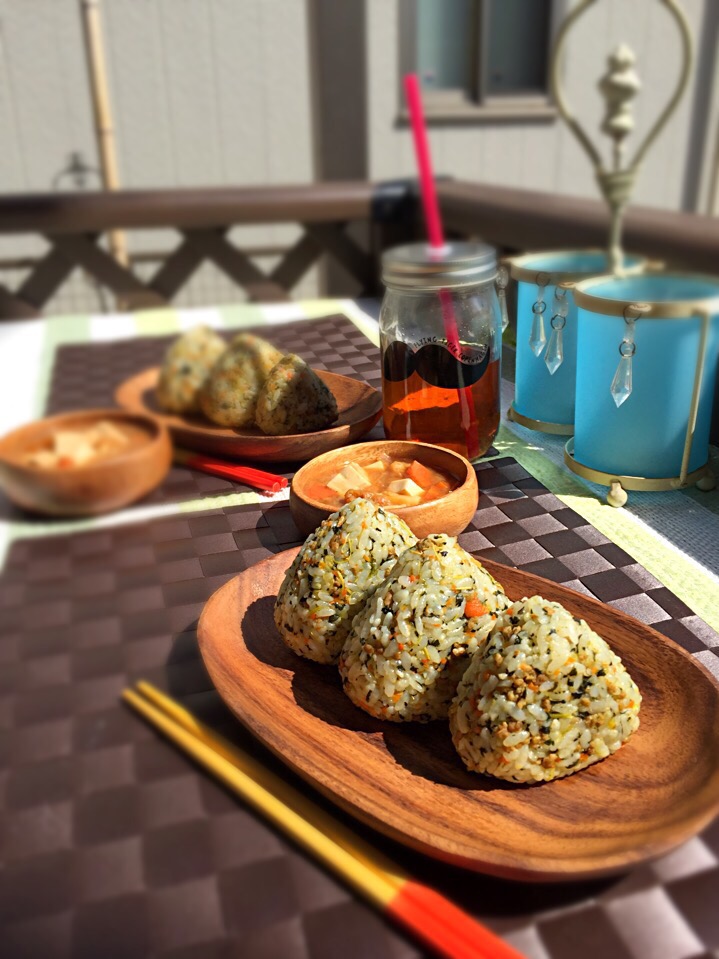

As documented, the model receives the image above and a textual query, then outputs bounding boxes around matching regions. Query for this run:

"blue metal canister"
[569,272,719,497]
[508,251,644,434]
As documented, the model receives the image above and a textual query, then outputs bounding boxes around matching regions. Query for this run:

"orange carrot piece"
[422,480,451,503]
[406,459,436,489]
[306,483,335,501]
[464,597,489,619]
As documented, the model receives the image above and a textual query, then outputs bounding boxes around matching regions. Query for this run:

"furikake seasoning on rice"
[255,354,338,436]
[199,333,283,428]
[156,325,227,414]
[449,596,641,783]
[339,534,510,722]
[274,498,416,664]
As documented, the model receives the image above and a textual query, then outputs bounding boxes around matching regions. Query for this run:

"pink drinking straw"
[403,74,479,459]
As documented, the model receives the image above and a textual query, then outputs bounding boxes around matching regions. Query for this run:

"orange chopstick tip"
[387,881,526,959]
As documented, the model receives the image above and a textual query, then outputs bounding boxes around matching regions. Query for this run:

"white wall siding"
[0,0,318,310]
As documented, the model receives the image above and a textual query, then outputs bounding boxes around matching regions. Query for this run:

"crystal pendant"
[499,290,509,332]
[611,341,636,407]
[545,316,565,375]
[552,287,570,319]
[610,316,636,407]
[610,354,633,407]
[529,302,547,356]
[496,266,510,332]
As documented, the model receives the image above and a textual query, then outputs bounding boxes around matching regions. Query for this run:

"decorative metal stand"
[549,0,717,505]
[551,0,692,277]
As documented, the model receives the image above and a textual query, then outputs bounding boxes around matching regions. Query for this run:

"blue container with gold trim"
[508,251,644,434]
[568,272,719,503]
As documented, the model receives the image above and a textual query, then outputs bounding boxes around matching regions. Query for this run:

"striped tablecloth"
[0,299,718,959]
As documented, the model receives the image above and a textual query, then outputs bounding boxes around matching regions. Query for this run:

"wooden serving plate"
[197,548,719,882]
[115,367,382,463]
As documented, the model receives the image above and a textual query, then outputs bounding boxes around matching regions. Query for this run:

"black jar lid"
[381,241,497,291]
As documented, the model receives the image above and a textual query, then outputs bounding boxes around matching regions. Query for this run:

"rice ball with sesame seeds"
[255,354,338,435]
[156,325,227,414]
[274,498,416,664]
[449,596,641,783]
[199,333,283,428]
[339,534,510,722]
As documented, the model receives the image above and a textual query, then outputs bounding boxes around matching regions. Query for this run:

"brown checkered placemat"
[1,456,718,959]
[42,314,386,507]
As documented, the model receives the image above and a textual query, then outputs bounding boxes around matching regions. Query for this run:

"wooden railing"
[0,181,418,318]
[438,180,719,274]
[0,178,716,319]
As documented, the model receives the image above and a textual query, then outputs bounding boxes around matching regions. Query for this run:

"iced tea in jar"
[379,242,501,460]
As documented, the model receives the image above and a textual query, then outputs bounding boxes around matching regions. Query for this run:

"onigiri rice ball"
[255,354,338,435]
[156,325,227,414]
[449,596,641,783]
[199,333,283,427]
[339,534,510,721]
[274,498,416,664]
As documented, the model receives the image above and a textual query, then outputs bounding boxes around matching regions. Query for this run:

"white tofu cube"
[92,420,128,450]
[387,478,424,497]
[343,462,371,488]
[54,430,85,458]
[326,462,371,496]
[363,460,385,478]
[326,473,352,495]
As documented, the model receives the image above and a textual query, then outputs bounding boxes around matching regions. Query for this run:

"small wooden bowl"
[290,440,478,538]
[0,409,172,517]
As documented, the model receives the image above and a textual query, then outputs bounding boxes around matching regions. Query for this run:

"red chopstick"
[174,449,288,494]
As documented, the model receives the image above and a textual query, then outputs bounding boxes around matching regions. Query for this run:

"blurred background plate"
[115,366,382,463]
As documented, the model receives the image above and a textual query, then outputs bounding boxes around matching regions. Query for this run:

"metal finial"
[599,44,641,170]
[550,0,693,276]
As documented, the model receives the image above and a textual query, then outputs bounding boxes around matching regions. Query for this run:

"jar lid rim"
[381,241,497,290]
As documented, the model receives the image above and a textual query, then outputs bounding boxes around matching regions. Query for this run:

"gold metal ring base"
[564,439,712,492]
[507,405,574,436]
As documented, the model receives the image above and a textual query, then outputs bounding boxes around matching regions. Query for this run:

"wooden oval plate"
[197,547,719,881]
[115,367,381,463]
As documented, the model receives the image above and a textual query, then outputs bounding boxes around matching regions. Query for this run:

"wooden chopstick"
[133,681,405,884]
[123,681,524,959]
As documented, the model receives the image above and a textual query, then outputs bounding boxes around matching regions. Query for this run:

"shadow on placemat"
[162,622,621,919]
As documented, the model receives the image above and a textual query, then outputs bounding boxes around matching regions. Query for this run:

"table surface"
[1,299,718,959]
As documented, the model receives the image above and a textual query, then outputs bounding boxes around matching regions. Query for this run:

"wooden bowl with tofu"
[289,440,478,538]
[0,409,172,517]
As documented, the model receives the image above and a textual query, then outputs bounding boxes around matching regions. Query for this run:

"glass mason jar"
[379,241,501,460]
